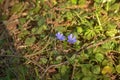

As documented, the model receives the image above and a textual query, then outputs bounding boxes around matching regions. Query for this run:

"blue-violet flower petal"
[67,34,76,44]
[56,32,65,41]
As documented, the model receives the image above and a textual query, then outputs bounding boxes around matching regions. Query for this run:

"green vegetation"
[0,0,120,80]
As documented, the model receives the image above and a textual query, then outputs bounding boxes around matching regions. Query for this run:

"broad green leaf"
[60,65,67,75]
[81,64,92,76]
[116,65,120,73]
[95,53,104,62]
[25,36,36,46]
[102,59,109,66]
[91,65,100,74]
[102,66,112,74]
[77,27,83,34]
[59,65,70,79]
[74,71,83,80]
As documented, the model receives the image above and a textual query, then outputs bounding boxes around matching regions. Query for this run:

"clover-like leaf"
[25,36,36,46]
[95,53,104,62]
[91,65,100,74]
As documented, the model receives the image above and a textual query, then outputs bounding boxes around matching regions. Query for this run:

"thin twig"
[0,55,24,58]
[41,61,68,80]
[26,59,45,71]
[71,61,76,80]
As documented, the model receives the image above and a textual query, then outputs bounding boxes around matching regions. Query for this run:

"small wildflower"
[56,32,65,41]
[67,34,76,44]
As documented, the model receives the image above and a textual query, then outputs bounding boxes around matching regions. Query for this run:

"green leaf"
[77,27,83,34]
[95,53,104,62]
[71,0,77,4]
[60,65,67,75]
[82,76,92,80]
[52,74,61,80]
[32,25,47,34]
[116,65,120,73]
[84,29,96,40]
[74,71,83,80]
[91,65,100,74]
[81,64,92,76]
[102,41,116,49]
[94,26,103,34]
[25,36,36,46]
[106,29,117,37]
[11,3,23,14]
[55,26,66,32]
[40,58,48,64]
[102,66,112,74]
[65,12,73,20]
[18,30,30,39]
[68,54,76,64]
[37,25,47,34]
[31,28,37,34]
[59,65,70,79]
[78,0,86,6]
[56,56,62,61]
[19,18,26,25]
[102,59,109,66]
[37,17,45,26]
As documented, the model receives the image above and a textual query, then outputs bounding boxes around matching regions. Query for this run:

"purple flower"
[56,32,65,41]
[67,34,76,44]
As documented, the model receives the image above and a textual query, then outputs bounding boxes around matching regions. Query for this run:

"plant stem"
[96,12,101,26]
